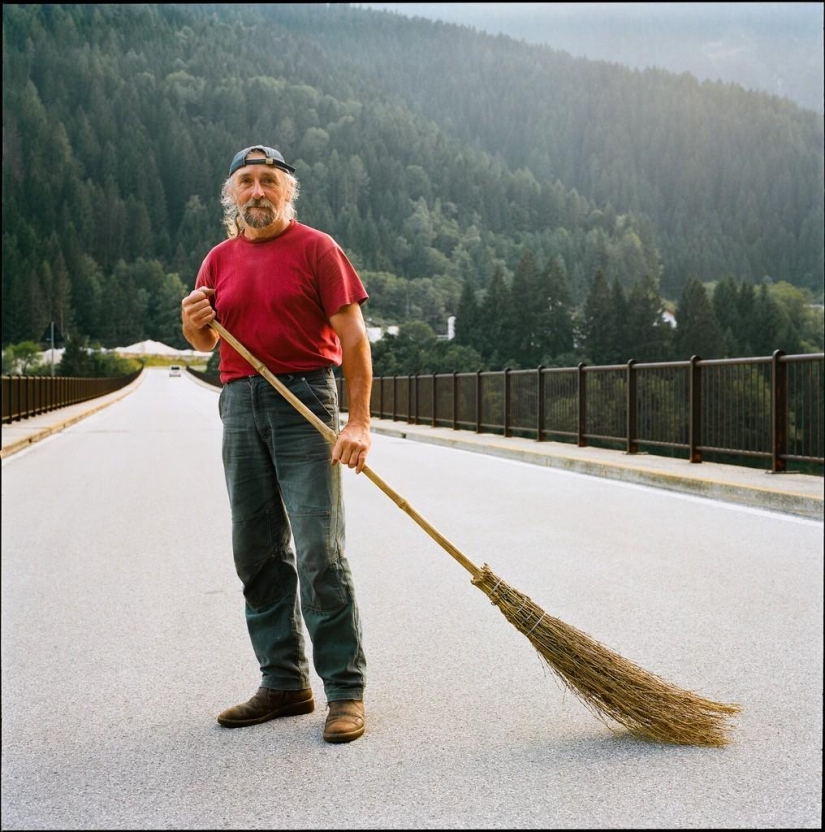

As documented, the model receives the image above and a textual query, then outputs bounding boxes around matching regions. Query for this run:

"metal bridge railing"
[340,351,824,474]
[1,369,143,425]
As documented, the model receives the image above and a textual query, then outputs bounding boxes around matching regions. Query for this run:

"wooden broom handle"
[209,320,481,580]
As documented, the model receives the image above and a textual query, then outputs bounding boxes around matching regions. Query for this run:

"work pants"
[218,371,366,702]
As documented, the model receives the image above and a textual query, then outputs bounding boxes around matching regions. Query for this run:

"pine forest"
[2,3,823,376]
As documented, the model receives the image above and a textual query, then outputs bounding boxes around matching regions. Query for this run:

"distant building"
[39,347,67,363]
[115,339,211,357]
[366,325,399,343]
[436,316,456,341]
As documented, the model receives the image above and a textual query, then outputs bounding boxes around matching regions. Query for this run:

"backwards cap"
[229,145,295,176]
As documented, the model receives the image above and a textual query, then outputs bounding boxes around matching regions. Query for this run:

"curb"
[369,423,824,521]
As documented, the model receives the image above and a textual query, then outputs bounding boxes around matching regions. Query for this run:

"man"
[181,145,372,743]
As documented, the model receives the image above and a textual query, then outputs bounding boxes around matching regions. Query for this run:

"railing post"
[475,370,482,433]
[411,373,418,425]
[536,365,545,442]
[378,375,384,419]
[392,375,398,422]
[577,363,587,447]
[689,355,703,463]
[771,349,788,473]
[23,374,30,420]
[503,367,511,437]
[626,358,638,454]
[6,377,13,423]
[431,373,437,427]
[452,371,459,431]
[408,374,414,424]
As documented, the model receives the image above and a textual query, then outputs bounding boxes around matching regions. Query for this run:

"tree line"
[369,250,822,377]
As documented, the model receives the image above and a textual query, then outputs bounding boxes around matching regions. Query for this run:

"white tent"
[115,339,213,358]
[39,347,66,362]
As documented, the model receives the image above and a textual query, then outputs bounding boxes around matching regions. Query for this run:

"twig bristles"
[472,564,741,747]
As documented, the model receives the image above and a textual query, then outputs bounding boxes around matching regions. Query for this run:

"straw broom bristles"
[210,321,742,748]
[472,563,741,746]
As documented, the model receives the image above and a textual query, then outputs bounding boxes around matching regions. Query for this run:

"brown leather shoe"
[217,687,314,728]
[323,699,365,743]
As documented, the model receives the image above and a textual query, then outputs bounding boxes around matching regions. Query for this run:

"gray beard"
[241,200,278,228]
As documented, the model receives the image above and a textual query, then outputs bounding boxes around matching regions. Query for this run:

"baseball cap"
[229,145,296,176]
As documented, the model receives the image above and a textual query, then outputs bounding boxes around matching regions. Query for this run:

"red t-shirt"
[195,221,368,382]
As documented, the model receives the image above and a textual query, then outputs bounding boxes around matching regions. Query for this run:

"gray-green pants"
[218,371,366,701]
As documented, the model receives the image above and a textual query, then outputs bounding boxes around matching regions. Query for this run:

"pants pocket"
[298,372,339,429]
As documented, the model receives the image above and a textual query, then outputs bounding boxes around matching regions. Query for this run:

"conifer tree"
[479,267,512,368]
[609,276,629,362]
[626,273,671,361]
[507,249,544,367]
[711,275,742,356]
[542,256,575,360]
[454,278,481,353]
[750,282,787,356]
[582,268,615,365]
[736,281,757,354]
[675,277,725,359]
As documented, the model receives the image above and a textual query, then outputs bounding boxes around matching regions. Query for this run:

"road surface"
[2,368,822,829]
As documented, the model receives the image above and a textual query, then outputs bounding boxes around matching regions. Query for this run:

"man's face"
[233,156,292,228]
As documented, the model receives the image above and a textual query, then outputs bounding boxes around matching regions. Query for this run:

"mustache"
[242,198,274,209]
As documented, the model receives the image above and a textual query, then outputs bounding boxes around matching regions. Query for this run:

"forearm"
[340,334,372,427]
[329,302,372,472]
[182,320,219,352]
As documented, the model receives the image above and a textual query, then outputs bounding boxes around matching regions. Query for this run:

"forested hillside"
[278,4,823,297]
[2,3,822,365]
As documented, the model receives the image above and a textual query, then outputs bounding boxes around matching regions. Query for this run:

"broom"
[209,320,741,747]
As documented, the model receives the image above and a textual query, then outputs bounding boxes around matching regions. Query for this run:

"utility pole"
[41,321,64,376]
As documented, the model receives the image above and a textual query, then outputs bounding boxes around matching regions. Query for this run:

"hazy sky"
[353,2,824,112]
[352,3,822,48]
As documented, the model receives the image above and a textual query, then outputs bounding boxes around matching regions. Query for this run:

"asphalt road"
[2,368,822,829]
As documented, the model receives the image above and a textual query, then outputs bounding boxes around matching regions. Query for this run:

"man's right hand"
[181,287,218,350]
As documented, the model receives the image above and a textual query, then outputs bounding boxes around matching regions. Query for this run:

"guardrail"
[1,370,143,424]
[349,351,824,474]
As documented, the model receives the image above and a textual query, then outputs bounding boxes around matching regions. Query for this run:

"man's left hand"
[332,422,371,474]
